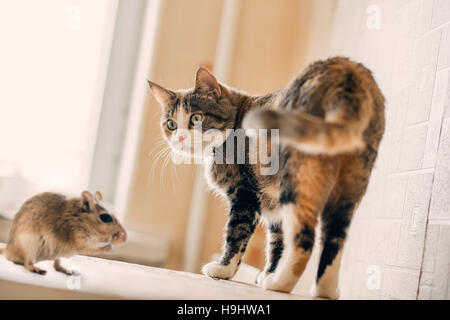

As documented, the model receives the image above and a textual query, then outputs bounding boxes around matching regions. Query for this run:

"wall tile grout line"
[416,24,445,299]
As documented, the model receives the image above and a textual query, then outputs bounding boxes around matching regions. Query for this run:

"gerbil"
[0,191,127,275]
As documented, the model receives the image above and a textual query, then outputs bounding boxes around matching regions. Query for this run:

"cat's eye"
[100,213,113,223]
[190,113,204,125]
[167,119,177,130]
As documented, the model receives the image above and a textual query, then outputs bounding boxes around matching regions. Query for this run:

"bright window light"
[0,0,114,218]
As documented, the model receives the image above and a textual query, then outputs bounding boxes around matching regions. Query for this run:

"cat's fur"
[148,57,385,298]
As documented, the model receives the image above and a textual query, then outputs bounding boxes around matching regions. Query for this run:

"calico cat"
[148,57,385,298]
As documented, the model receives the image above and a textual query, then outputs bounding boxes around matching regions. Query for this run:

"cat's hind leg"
[262,203,317,293]
[263,156,337,293]
[312,200,358,299]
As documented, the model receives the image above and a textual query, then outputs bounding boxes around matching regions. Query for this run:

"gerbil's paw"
[256,271,270,286]
[60,268,80,276]
[262,274,294,293]
[30,267,47,276]
[202,261,237,280]
[96,242,113,253]
[311,283,340,300]
[67,269,81,276]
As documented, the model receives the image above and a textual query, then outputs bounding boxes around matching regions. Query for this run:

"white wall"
[0,0,116,218]
[295,0,450,300]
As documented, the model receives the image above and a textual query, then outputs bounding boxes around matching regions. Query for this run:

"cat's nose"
[178,136,185,143]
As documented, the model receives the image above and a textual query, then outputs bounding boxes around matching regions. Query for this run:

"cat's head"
[148,67,238,158]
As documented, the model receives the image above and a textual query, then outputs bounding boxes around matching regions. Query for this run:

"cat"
[148,57,385,299]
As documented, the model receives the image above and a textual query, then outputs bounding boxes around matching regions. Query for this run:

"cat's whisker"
[151,143,170,161]
[153,148,170,173]
[159,149,172,192]
[150,145,168,162]
[147,145,171,187]
[173,160,181,185]
[148,139,168,157]
[149,148,168,177]
[169,162,177,195]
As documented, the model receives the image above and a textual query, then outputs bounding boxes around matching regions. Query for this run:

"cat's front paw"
[202,261,237,280]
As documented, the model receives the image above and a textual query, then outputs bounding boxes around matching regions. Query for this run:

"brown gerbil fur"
[1,191,127,275]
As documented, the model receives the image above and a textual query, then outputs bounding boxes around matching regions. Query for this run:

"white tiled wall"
[298,0,450,299]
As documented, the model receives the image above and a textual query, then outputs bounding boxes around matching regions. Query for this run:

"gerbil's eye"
[190,113,204,126]
[100,213,113,223]
[166,119,177,131]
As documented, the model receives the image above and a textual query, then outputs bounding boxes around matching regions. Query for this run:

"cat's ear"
[147,80,176,106]
[194,66,221,97]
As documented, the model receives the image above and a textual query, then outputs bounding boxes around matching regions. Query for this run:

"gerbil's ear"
[194,66,221,97]
[95,191,103,202]
[81,191,95,213]
[147,80,176,107]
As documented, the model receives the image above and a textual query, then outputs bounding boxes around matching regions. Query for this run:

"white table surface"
[0,243,308,300]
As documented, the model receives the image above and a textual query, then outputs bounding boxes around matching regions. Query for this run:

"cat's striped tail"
[242,108,369,156]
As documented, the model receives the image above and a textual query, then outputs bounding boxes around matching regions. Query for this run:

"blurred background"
[0,0,449,299]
